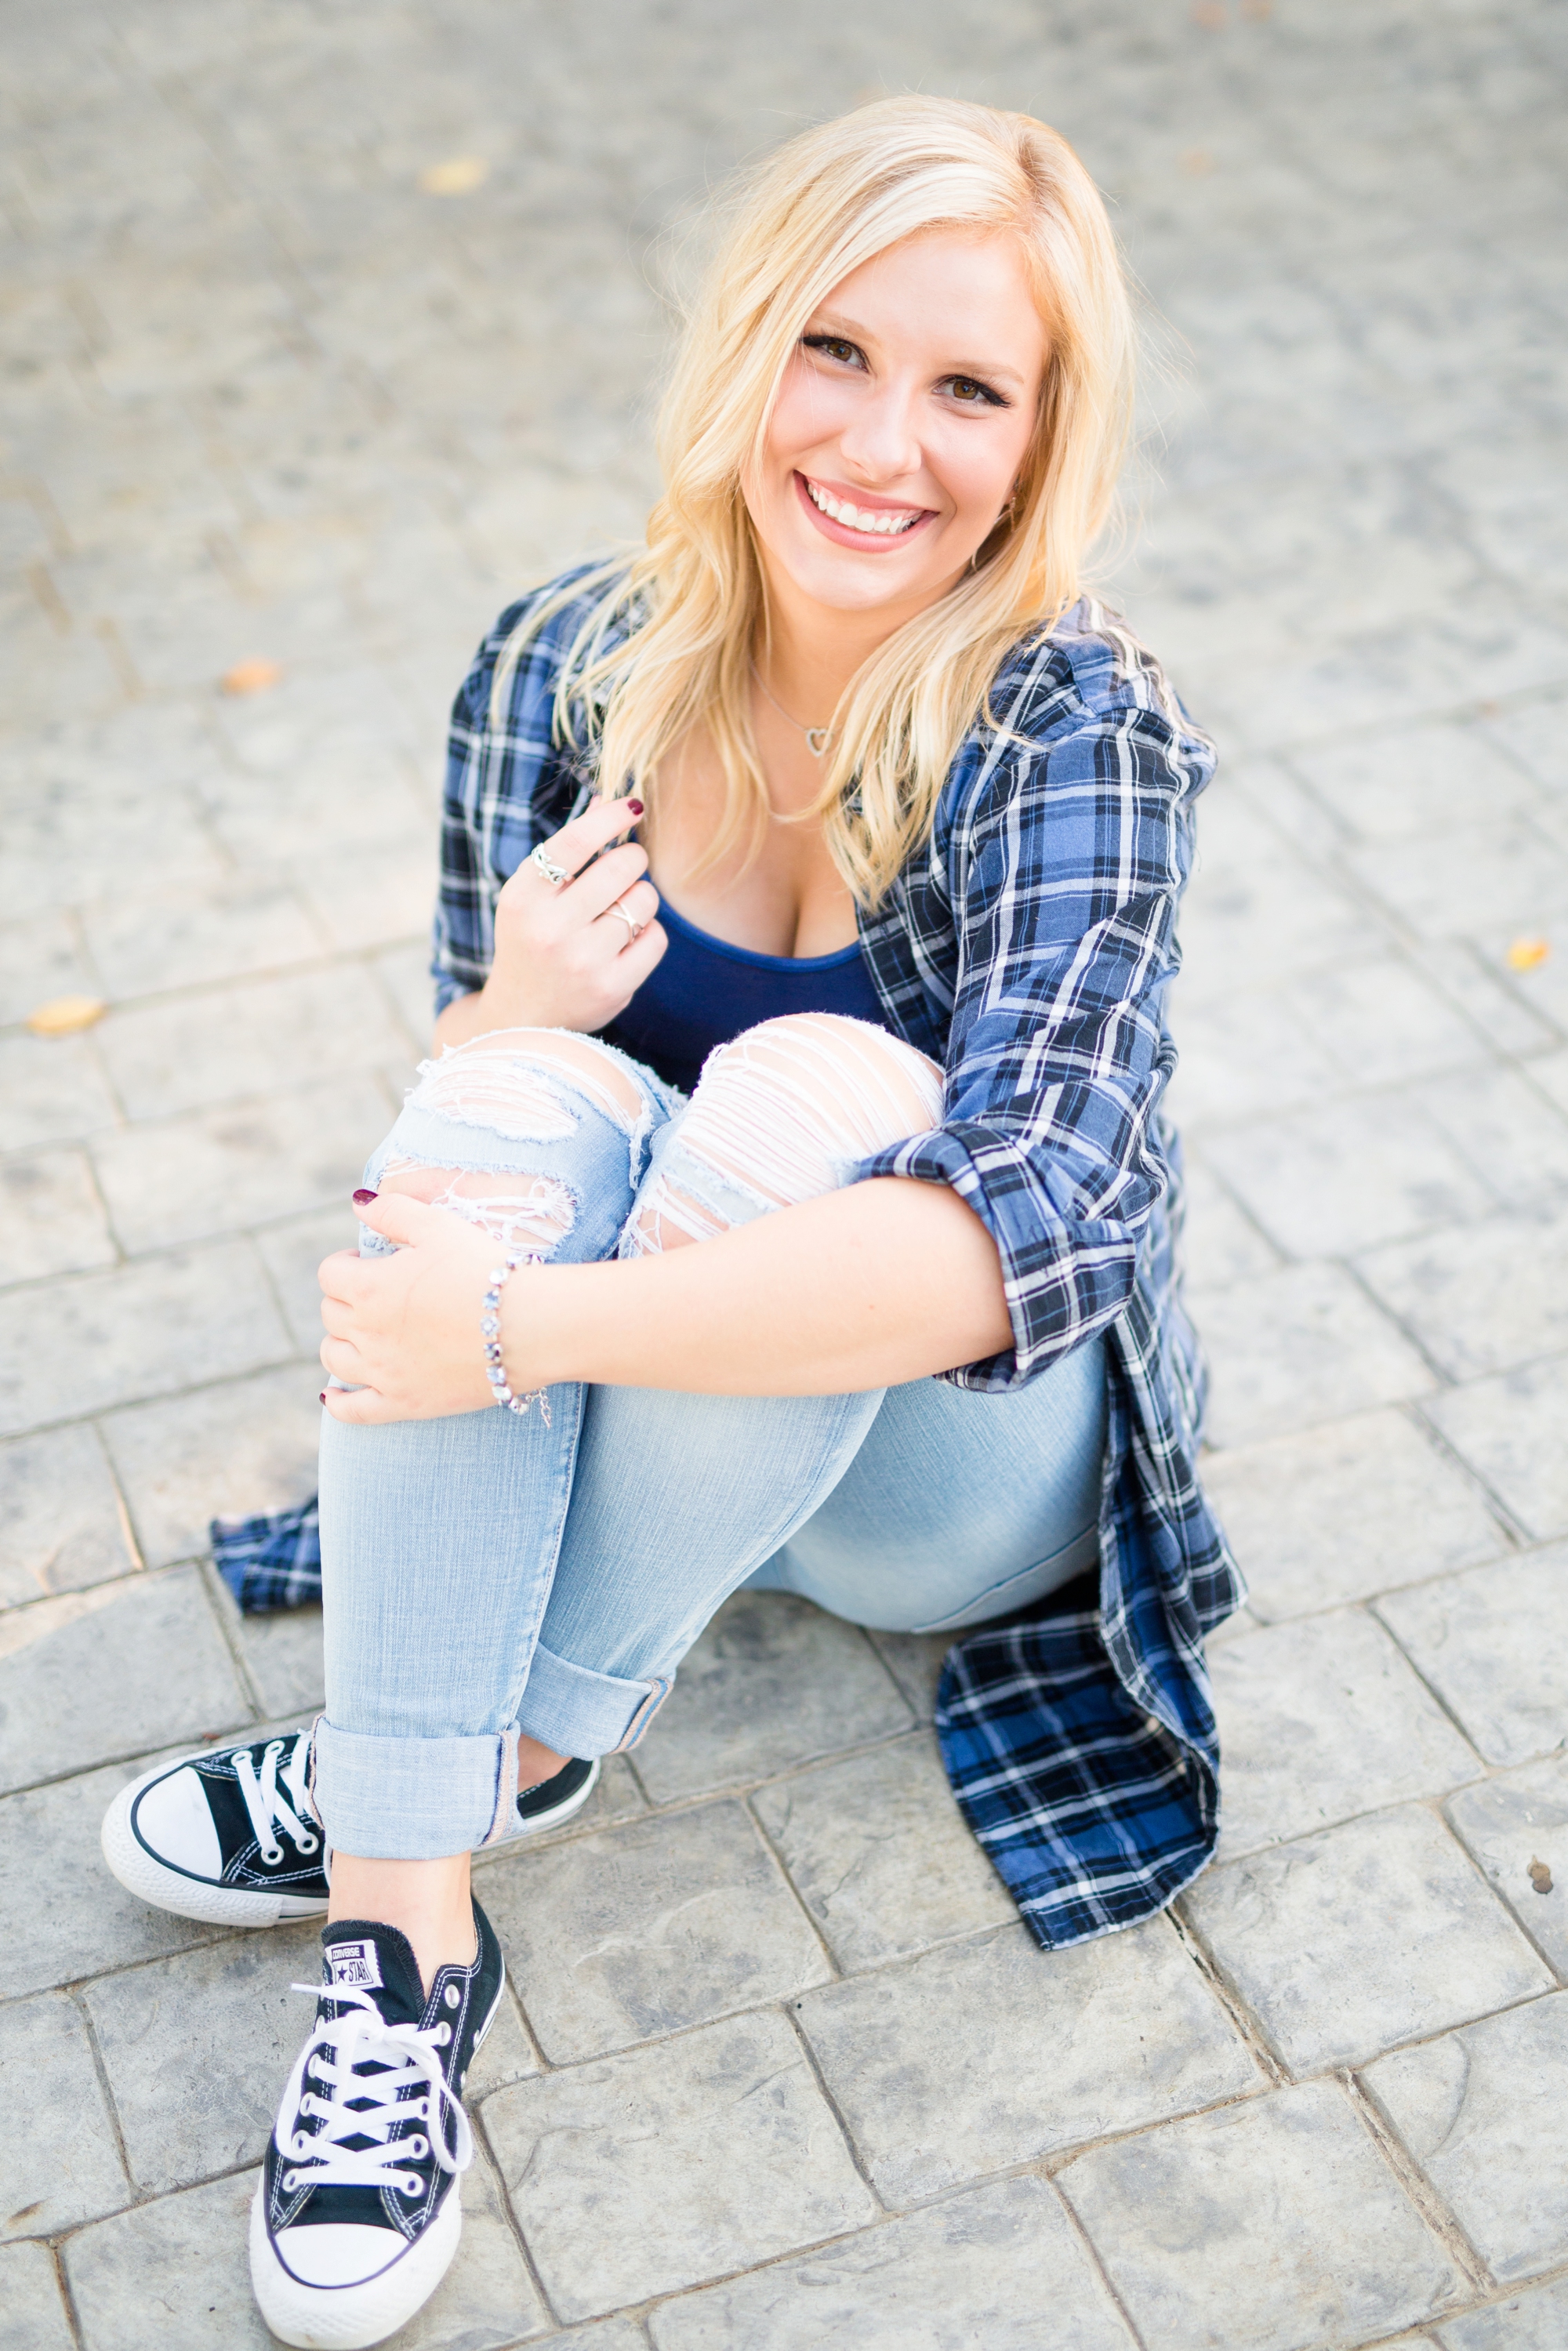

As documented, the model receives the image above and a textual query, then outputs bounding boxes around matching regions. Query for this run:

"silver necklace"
[750,662,833,756]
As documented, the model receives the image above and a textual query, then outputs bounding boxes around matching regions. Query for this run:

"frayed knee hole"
[622,1017,943,1257]
[380,1159,578,1254]
[412,1029,644,1137]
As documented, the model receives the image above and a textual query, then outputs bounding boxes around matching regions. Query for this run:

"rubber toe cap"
[132,1766,223,1878]
[272,2222,408,2288]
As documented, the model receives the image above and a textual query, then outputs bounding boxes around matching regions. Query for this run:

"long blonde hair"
[495,96,1135,908]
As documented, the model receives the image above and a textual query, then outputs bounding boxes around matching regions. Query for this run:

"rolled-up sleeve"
[857,688,1210,1391]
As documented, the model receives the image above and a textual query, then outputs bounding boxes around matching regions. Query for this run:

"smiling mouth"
[802,475,927,537]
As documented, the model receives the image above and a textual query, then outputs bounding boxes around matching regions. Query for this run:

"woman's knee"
[622,1014,943,1255]
[708,1014,942,1136]
[408,1027,648,1133]
[370,1028,655,1260]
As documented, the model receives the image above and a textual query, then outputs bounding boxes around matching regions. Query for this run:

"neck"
[755,553,949,724]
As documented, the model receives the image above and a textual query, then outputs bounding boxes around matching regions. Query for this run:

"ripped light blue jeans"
[314,1016,1106,1859]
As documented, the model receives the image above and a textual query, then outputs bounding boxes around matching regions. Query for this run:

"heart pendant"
[804,727,830,756]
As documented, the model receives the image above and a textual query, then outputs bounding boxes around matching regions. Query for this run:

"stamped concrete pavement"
[2,1,1566,2344]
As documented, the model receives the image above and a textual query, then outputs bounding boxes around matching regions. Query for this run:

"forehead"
[811,228,1047,374]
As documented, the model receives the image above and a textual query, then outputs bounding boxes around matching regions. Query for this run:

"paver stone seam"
[1403,1399,1537,1555]
[1341,2066,1494,2298]
[1438,1791,1568,1992]
[1370,1566,1568,1780]
[1167,1903,1292,2090]
[1208,1800,1562,2072]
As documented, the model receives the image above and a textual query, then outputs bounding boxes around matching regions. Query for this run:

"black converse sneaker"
[101,1733,601,1928]
[513,1752,599,1832]
[250,1903,503,2349]
[101,1730,329,1927]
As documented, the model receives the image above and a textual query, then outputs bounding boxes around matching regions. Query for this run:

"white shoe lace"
[274,1984,474,2200]
[233,1736,321,1867]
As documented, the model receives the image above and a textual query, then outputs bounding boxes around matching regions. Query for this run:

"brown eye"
[946,375,1005,408]
[804,335,861,367]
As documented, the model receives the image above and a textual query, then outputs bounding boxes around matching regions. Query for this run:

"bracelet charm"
[481,1254,552,1424]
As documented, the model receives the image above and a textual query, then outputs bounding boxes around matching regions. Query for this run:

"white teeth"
[806,480,919,535]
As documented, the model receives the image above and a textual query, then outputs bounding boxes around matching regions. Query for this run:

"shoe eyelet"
[405,2135,427,2159]
[283,2171,299,2192]
[260,1844,284,1867]
[402,2176,422,2197]
[435,2021,452,2045]
[444,1984,461,2009]
[295,1834,320,1856]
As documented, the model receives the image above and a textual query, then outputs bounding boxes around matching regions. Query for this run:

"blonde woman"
[103,96,1239,2347]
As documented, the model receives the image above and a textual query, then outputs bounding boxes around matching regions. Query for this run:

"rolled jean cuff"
[312,1718,521,1859]
[516,1644,672,1758]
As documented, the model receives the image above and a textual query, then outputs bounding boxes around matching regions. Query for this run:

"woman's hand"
[318,1195,534,1425]
[441,795,666,1044]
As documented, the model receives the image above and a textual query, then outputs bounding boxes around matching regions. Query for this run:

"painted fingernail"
[318,1391,327,1404]
[352,1188,377,1204]
[626,798,644,817]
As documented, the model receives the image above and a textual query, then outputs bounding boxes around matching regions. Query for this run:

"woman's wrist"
[498,1257,613,1391]
[434,985,500,1049]
[434,974,539,1050]
[481,1255,553,1419]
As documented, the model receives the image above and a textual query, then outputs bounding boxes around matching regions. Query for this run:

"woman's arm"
[852,648,1212,1393]
[318,1176,1011,1424]
[433,991,502,1050]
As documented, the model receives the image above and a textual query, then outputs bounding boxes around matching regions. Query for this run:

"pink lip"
[793,470,935,552]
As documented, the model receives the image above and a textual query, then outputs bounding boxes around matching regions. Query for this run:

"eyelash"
[800,336,1008,409]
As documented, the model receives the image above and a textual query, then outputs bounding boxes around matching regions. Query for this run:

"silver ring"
[606,903,643,944]
[530,843,570,886]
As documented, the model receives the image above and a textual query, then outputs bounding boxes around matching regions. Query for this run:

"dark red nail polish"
[353,1188,377,1204]
[318,1391,327,1404]
[626,798,644,817]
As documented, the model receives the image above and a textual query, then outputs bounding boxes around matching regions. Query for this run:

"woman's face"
[744,227,1048,628]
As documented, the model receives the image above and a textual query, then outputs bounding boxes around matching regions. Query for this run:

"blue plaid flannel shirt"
[216,571,1243,1950]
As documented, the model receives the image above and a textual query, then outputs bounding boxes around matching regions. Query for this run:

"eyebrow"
[804,310,1031,394]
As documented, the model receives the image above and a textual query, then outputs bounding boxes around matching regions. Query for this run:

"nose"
[834,375,924,489]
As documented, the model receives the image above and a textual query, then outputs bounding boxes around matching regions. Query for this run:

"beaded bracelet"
[481,1253,552,1425]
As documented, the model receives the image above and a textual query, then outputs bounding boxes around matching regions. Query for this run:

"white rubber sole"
[249,2179,461,2350]
[100,1763,328,1929]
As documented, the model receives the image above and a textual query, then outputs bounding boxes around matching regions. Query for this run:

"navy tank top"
[602,897,892,1096]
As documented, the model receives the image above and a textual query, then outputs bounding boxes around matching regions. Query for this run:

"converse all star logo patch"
[328,1940,383,1990]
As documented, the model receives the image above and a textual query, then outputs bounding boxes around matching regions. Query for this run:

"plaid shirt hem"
[212,1500,322,1616]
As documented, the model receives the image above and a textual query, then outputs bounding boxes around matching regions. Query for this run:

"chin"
[779,531,945,615]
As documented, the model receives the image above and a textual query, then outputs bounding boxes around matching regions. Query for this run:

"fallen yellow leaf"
[27,993,107,1037]
[1507,936,1551,971]
[417,156,489,197]
[221,658,283,696]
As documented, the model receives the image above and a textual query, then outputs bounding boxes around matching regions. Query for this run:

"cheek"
[935,422,1033,526]
[764,363,851,473]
